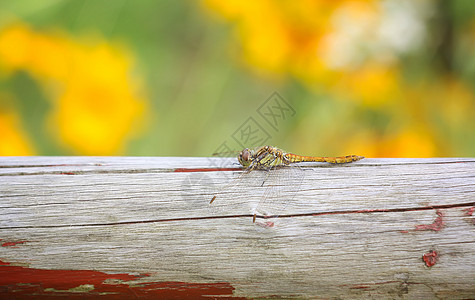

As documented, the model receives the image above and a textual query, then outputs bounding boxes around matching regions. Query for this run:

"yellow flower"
[0,24,32,72]
[385,129,437,158]
[0,23,148,155]
[0,98,34,156]
[339,64,401,107]
[201,0,399,105]
[345,128,437,158]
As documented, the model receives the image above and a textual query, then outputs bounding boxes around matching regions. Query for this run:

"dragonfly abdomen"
[285,153,364,164]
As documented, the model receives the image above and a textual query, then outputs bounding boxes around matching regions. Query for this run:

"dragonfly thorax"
[237,146,289,169]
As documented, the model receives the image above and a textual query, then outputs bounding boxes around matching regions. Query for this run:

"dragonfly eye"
[241,149,250,161]
[238,148,253,167]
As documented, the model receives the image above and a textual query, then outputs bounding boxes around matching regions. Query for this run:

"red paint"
[422,250,438,267]
[60,172,76,175]
[0,260,244,299]
[464,207,474,216]
[349,285,371,290]
[304,202,475,219]
[464,207,475,225]
[256,221,275,228]
[1,240,27,247]
[174,167,242,173]
[414,210,444,231]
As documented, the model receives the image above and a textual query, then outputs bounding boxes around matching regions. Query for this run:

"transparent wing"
[207,163,307,226]
[251,164,307,227]
[207,168,268,217]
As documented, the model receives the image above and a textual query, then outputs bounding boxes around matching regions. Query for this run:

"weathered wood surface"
[0,157,474,299]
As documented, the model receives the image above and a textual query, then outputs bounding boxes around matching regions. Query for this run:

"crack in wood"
[0,168,176,177]
[2,202,473,230]
[0,163,104,168]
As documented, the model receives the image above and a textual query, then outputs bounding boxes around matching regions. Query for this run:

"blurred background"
[0,0,474,157]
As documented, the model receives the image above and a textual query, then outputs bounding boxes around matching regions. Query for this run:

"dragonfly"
[210,145,364,223]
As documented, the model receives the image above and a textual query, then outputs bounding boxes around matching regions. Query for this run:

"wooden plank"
[0,157,474,299]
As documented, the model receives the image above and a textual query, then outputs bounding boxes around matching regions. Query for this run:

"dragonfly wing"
[208,168,268,216]
[252,165,307,227]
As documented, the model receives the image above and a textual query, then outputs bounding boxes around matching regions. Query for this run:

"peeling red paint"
[422,250,438,267]
[0,260,244,299]
[414,210,444,231]
[464,207,474,216]
[1,240,27,247]
[463,207,475,225]
[349,285,371,290]
[256,221,275,228]
[60,172,76,175]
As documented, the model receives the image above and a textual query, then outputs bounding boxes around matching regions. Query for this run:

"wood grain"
[1,157,474,299]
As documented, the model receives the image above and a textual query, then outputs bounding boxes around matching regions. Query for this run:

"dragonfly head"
[238,148,253,168]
